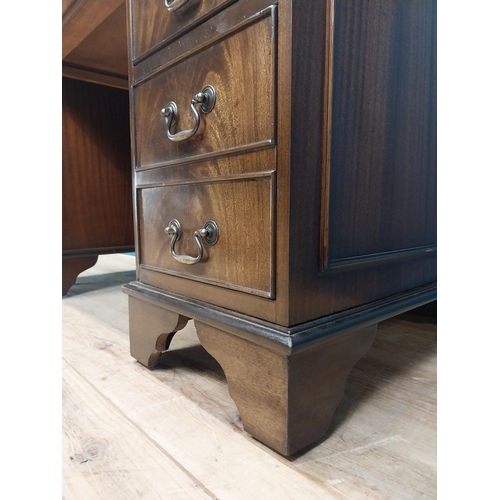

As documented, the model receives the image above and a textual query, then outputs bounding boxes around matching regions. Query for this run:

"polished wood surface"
[131,0,236,62]
[128,0,283,322]
[62,256,98,296]
[128,0,437,325]
[196,321,377,455]
[62,0,124,59]
[63,1,128,89]
[63,255,437,499]
[62,78,133,252]
[325,0,437,262]
[133,7,275,170]
[135,148,277,300]
[62,77,134,293]
[124,0,437,454]
[284,0,437,324]
[128,296,189,367]
[138,168,275,297]
[124,277,433,456]
[135,146,275,185]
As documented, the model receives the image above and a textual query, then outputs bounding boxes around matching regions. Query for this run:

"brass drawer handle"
[165,219,219,265]
[160,85,216,143]
[164,0,189,11]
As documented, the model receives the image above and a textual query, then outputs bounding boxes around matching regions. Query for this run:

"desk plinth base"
[124,284,400,455]
[123,281,435,454]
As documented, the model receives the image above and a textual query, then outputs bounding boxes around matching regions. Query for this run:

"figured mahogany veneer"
[133,7,275,170]
[131,0,236,62]
[123,0,437,455]
[138,163,275,297]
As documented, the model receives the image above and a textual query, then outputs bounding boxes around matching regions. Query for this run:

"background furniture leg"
[62,256,98,296]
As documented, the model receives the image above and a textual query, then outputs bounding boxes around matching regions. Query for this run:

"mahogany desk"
[122,0,437,455]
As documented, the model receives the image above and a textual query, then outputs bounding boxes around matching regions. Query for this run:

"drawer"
[133,5,276,170]
[137,160,275,298]
[130,0,236,62]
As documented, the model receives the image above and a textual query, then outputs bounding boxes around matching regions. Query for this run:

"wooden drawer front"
[130,0,235,62]
[138,172,275,298]
[133,6,276,170]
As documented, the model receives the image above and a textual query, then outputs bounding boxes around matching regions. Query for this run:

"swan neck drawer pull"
[160,85,216,142]
[165,219,219,265]
[164,0,189,12]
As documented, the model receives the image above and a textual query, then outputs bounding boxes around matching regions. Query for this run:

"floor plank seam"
[62,355,220,500]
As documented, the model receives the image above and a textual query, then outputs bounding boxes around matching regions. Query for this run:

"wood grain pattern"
[195,321,377,455]
[123,0,437,459]
[63,256,354,499]
[62,77,134,253]
[126,0,288,324]
[128,296,190,367]
[127,0,436,326]
[135,147,275,186]
[62,77,134,294]
[62,359,213,500]
[325,0,437,262]
[138,169,275,297]
[62,0,124,59]
[63,1,128,89]
[131,0,236,62]
[284,0,437,324]
[133,6,275,169]
[130,0,274,83]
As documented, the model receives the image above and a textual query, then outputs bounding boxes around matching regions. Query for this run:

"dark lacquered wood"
[133,6,276,170]
[62,77,134,293]
[134,147,275,186]
[123,280,435,355]
[137,152,275,297]
[123,277,435,454]
[124,0,437,455]
[126,0,436,326]
[127,0,284,323]
[325,0,437,262]
[128,296,190,367]
[130,0,274,84]
[62,256,98,296]
[130,0,236,62]
[195,321,377,455]
[284,0,437,325]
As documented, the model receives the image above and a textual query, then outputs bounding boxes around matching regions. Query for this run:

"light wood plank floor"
[62,254,437,500]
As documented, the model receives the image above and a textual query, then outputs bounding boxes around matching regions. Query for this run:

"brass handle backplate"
[164,0,189,11]
[165,219,219,265]
[161,85,216,142]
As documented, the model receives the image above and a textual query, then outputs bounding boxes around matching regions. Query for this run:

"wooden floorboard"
[62,254,437,499]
